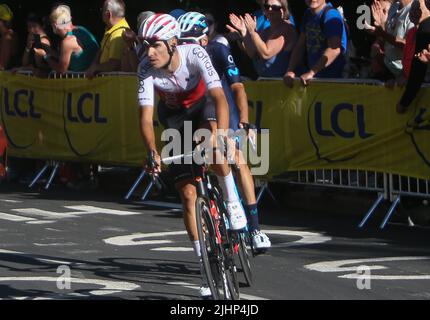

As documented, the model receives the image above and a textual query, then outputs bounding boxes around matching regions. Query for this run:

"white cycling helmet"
[139,13,180,41]
[178,12,209,43]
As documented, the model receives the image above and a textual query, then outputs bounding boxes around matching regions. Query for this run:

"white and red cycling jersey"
[137,44,222,109]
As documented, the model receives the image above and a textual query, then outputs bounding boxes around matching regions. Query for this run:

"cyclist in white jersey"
[178,11,271,252]
[137,13,247,298]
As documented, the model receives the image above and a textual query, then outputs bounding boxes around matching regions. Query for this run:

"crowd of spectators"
[1,0,430,185]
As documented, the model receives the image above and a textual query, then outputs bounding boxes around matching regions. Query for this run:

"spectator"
[417,42,430,62]
[399,0,430,83]
[228,0,298,78]
[368,0,415,81]
[397,0,430,113]
[253,0,295,32]
[284,0,348,87]
[205,12,231,48]
[86,0,130,78]
[366,0,394,79]
[21,13,52,77]
[121,11,154,72]
[33,5,99,73]
[0,4,18,70]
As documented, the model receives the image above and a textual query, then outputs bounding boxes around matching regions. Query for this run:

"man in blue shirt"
[284,0,347,86]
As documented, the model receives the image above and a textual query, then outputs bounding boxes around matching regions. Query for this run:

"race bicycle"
[150,149,241,300]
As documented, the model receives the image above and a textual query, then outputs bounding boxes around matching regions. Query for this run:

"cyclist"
[137,13,248,298]
[178,12,271,252]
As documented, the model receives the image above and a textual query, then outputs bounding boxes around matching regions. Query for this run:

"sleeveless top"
[66,26,99,72]
[253,28,291,78]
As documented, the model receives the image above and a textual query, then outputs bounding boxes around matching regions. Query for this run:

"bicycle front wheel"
[237,232,253,287]
[196,196,221,300]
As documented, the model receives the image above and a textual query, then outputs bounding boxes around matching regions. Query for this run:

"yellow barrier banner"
[245,81,430,180]
[0,72,147,166]
[1,72,429,179]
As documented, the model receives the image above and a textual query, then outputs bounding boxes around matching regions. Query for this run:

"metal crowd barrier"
[19,71,135,190]
[272,169,389,228]
[6,73,429,227]
[382,174,430,228]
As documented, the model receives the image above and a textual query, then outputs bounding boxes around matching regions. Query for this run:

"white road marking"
[0,249,72,265]
[64,206,142,216]
[265,230,332,248]
[168,282,269,300]
[13,209,70,219]
[34,243,77,247]
[305,256,430,273]
[0,277,140,296]
[340,274,430,280]
[0,212,36,222]
[151,247,193,252]
[103,231,188,246]
[140,201,183,210]
[0,200,22,204]
[26,221,56,225]
[0,205,144,225]
[103,230,331,250]
[305,256,430,281]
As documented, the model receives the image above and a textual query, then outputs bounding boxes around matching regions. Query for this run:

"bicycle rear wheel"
[196,196,221,300]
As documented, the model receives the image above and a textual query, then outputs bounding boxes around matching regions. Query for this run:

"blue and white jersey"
[206,36,241,131]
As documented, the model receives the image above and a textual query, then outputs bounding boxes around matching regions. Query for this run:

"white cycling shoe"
[199,262,212,299]
[251,230,271,251]
[226,201,248,231]
[199,285,212,298]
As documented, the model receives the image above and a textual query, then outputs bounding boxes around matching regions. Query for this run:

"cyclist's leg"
[200,117,247,231]
[175,178,198,242]
[234,149,271,250]
[171,162,211,297]
[159,99,213,297]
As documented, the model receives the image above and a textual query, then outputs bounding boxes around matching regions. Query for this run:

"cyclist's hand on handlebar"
[145,151,162,174]
[239,122,257,152]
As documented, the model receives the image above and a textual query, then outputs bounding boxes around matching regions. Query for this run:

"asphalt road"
[0,181,429,300]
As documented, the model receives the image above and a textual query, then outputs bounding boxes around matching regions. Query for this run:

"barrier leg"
[380,196,401,229]
[256,185,267,204]
[29,164,49,188]
[256,182,278,206]
[358,193,385,228]
[141,181,155,201]
[124,170,147,200]
[45,162,60,190]
[266,186,278,204]
[407,216,415,227]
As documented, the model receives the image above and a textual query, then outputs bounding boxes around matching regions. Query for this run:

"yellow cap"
[0,4,13,22]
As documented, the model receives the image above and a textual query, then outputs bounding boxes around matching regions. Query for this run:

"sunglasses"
[138,37,162,51]
[264,4,283,11]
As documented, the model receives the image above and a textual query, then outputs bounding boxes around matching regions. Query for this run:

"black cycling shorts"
[157,97,217,184]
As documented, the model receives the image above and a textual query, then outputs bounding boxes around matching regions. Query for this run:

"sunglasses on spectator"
[264,4,283,11]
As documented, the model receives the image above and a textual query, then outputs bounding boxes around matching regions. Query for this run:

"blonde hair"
[50,5,72,28]
[279,0,290,20]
